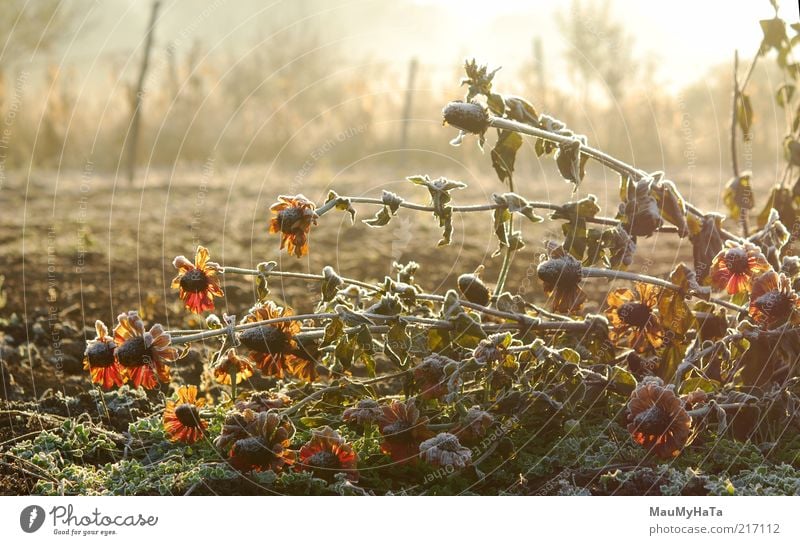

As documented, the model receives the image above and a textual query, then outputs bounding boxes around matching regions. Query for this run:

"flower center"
[632,404,671,436]
[231,437,275,468]
[306,450,340,469]
[174,403,201,428]
[276,207,304,234]
[537,258,582,289]
[753,290,792,324]
[86,341,116,368]
[618,302,652,328]
[115,336,151,368]
[724,248,750,275]
[239,326,290,354]
[179,268,208,293]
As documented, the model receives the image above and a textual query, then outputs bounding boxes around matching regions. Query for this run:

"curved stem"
[487,116,744,243]
[581,267,747,314]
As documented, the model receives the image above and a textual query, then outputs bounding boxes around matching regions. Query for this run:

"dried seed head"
[239,325,290,354]
[536,255,582,289]
[442,101,490,135]
[457,273,490,306]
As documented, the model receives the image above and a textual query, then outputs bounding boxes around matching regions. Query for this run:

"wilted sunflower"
[235,391,292,412]
[297,426,358,481]
[627,378,691,458]
[212,348,255,385]
[419,432,473,469]
[171,246,224,314]
[269,195,318,257]
[215,409,296,472]
[342,399,383,426]
[83,320,125,389]
[412,353,454,401]
[749,271,800,328]
[239,301,314,381]
[536,244,586,314]
[606,283,663,353]
[709,241,770,295]
[163,385,207,444]
[454,406,495,446]
[378,399,433,463]
[113,311,177,389]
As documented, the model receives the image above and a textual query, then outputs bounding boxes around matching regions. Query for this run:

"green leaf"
[490,130,523,184]
[320,266,343,303]
[658,263,696,336]
[325,190,356,223]
[737,92,754,140]
[759,17,787,55]
[776,83,795,107]
[492,192,544,223]
[555,139,588,188]
[551,194,600,221]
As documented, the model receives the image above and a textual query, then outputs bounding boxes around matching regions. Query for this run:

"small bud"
[442,101,490,135]
[457,269,490,306]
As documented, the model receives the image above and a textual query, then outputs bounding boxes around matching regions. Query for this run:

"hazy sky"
[26,0,800,93]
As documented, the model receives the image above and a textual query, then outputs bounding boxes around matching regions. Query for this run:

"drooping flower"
[83,320,125,389]
[454,406,495,445]
[626,378,691,458]
[536,244,586,314]
[235,391,292,413]
[749,271,800,328]
[342,399,383,426]
[378,399,433,463]
[163,385,207,444]
[171,246,224,314]
[215,409,296,472]
[238,302,314,381]
[709,241,770,295]
[412,353,454,401]
[268,195,318,257]
[297,426,358,481]
[113,311,177,389]
[212,348,255,385]
[419,433,472,469]
[605,283,664,353]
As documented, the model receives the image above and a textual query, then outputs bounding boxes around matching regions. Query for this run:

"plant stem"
[581,267,747,314]
[486,116,744,243]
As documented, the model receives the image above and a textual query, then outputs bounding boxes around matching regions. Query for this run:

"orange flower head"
[412,353,454,401]
[171,246,224,314]
[298,426,358,481]
[269,195,318,257]
[239,302,315,381]
[537,244,586,314]
[235,391,292,413]
[605,283,663,353]
[213,348,255,385]
[215,409,296,472]
[627,378,691,458]
[342,399,383,426]
[163,385,207,444]
[749,271,800,328]
[709,241,770,295]
[83,320,125,390]
[113,311,177,389]
[378,399,433,463]
[454,406,495,445]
